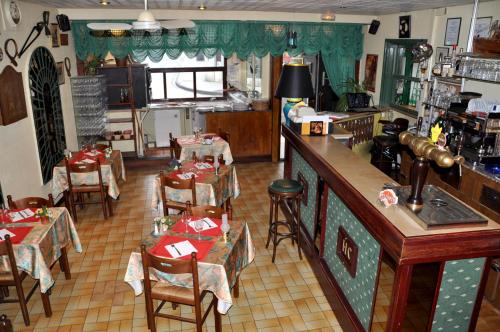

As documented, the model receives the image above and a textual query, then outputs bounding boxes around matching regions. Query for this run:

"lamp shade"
[274,64,315,98]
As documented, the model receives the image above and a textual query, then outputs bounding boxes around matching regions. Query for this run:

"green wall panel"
[291,148,318,239]
[324,189,381,331]
[431,258,486,332]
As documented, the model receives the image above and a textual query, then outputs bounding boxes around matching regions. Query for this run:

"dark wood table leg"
[41,289,52,317]
[214,298,222,332]
[59,246,71,280]
[233,276,240,298]
[386,264,413,332]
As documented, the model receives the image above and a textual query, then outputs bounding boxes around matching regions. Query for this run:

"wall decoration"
[64,57,71,77]
[28,47,66,184]
[435,47,449,62]
[474,17,492,38]
[4,38,17,66]
[2,0,21,29]
[0,47,3,62]
[60,33,68,46]
[364,54,378,92]
[399,15,411,38]
[50,23,59,48]
[0,65,28,126]
[56,61,64,84]
[445,17,462,46]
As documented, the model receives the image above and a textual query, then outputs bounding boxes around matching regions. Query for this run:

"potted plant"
[335,78,370,112]
[84,55,101,76]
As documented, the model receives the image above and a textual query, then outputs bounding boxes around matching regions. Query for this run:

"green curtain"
[71,20,363,91]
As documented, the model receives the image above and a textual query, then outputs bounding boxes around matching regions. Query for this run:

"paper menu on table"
[194,162,212,170]
[0,229,16,240]
[176,172,197,180]
[85,151,102,157]
[189,218,218,231]
[165,240,198,258]
[9,209,35,222]
[81,158,96,164]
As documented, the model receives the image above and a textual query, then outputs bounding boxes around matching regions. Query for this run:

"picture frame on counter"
[474,16,492,38]
[435,47,449,62]
[445,17,461,46]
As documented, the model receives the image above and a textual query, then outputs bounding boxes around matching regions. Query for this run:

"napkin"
[81,158,96,164]
[189,218,218,232]
[194,162,213,170]
[165,240,198,258]
[85,151,102,157]
[9,209,35,222]
[0,229,16,241]
[176,172,197,180]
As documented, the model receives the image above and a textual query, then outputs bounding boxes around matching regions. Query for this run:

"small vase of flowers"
[35,206,52,223]
[153,216,174,235]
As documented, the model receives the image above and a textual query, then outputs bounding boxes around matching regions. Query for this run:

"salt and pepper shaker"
[221,213,230,242]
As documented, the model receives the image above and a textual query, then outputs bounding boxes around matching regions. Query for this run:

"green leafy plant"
[335,78,370,112]
[84,55,101,76]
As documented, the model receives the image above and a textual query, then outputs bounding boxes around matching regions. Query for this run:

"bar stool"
[266,179,303,263]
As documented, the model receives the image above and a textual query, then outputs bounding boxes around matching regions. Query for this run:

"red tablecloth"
[4,208,40,223]
[70,150,106,165]
[150,235,215,261]
[0,227,33,244]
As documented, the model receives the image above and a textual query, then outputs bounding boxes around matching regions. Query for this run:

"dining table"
[177,134,233,165]
[51,149,126,201]
[124,215,255,318]
[0,207,82,314]
[151,160,240,210]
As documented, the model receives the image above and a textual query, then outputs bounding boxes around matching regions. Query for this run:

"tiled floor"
[2,162,500,331]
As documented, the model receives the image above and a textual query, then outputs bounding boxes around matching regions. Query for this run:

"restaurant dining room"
[1,0,500,331]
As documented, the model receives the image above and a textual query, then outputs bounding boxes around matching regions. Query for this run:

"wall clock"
[399,15,411,38]
[3,0,20,28]
[28,47,66,184]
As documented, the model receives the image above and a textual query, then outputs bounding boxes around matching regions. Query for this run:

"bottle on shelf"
[448,45,457,77]
[441,56,452,77]
[432,54,443,76]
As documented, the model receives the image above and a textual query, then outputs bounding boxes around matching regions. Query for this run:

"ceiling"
[28,0,477,15]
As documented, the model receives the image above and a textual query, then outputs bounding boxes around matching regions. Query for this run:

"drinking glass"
[183,210,192,234]
[194,219,204,240]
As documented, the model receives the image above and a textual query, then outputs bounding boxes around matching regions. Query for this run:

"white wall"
[361,0,500,106]
[0,1,78,203]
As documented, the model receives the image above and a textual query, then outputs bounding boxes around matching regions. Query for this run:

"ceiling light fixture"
[198,2,206,10]
[100,0,110,5]
[321,11,335,21]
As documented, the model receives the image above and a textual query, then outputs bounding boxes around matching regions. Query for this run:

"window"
[380,39,426,115]
[143,53,226,101]
[227,54,263,96]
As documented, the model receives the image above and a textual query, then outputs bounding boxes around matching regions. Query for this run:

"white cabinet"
[154,109,182,147]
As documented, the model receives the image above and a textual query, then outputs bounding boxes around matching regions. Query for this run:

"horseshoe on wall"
[64,57,71,77]
[4,39,18,67]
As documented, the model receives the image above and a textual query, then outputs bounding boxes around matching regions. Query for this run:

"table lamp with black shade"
[274,64,315,126]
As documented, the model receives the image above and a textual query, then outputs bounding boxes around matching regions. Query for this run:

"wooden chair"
[7,194,54,209]
[189,205,232,220]
[0,314,13,332]
[203,154,225,165]
[159,171,196,216]
[0,235,52,326]
[6,194,71,280]
[64,158,113,223]
[218,129,230,146]
[169,133,181,159]
[141,247,220,332]
[95,143,111,151]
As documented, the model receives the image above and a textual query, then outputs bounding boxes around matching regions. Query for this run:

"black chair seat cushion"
[268,179,303,194]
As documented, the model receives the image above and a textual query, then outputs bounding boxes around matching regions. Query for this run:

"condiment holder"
[221,213,230,242]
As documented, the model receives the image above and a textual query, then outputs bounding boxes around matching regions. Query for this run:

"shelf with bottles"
[455,56,500,83]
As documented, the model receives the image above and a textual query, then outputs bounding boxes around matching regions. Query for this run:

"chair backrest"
[64,158,104,189]
[169,133,181,159]
[7,194,54,209]
[95,143,110,151]
[0,235,22,287]
[218,129,230,146]
[140,246,201,305]
[203,155,215,163]
[189,205,232,220]
[159,171,197,214]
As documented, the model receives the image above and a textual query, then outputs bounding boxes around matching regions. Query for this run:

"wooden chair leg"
[100,192,108,220]
[16,284,30,326]
[233,276,240,298]
[59,246,71,280]
[107,195,113,217]
[41,290,52,317]
[295,196,302,260]
[68,192,78,224]
[265,195,274,249]
[144,292,155,331]
[214,297,221,332]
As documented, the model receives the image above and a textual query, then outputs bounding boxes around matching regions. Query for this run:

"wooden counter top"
[282,125,500,263]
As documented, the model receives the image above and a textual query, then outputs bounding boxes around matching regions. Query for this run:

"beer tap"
[399,131,465,212]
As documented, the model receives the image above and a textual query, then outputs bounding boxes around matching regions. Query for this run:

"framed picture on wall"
[436,47,449,62]
[399,15,411,38]
[474,17,492,38]
[364,54,378,92]
[445,17,461,46]
[56,61,64,85]
[50,23,59,48]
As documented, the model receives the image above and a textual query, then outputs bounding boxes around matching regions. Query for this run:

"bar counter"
[282,124,500,332]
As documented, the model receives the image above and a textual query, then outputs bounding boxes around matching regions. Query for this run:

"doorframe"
[270,55,283,162]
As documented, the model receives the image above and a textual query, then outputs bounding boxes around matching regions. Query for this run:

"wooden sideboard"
[205,110,272,161]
